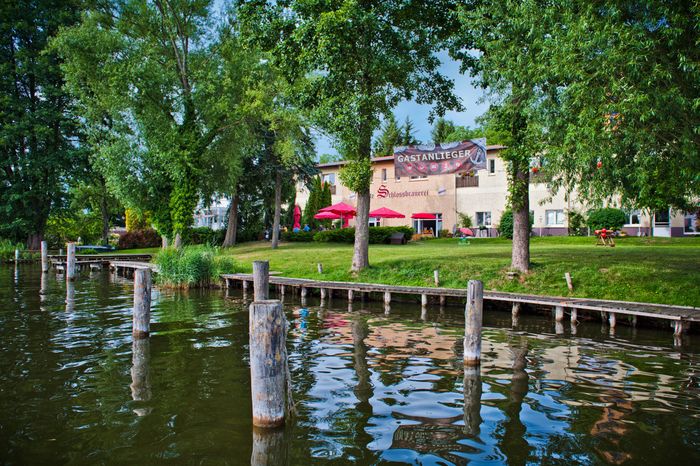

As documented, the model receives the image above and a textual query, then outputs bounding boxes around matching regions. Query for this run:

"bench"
[389,232,407,245]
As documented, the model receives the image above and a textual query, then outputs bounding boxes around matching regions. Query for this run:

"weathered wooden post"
[15,248,20,262]
[253,261,269,300]
[317,263,323,274]
[421,294,428,308]
[564,272,573,291]
[65,280,75,313]
[320,288,327,301]
[433,270,439,287]
[130,337,152,416]
[463,365,482,437]
[66,242,77,281]
[59,247,64,256]
[384,291,391,306]
[41,241,49,273]
[464,280,483,366]
[554,305,564,322]
[249,263,287,428]
[570,308,578,324]
[608,312,616,329]
[300,287,307,299]
[348,289,354,302]
[132,268,152,339]
[439,295,446,307]
[511,302,520,327]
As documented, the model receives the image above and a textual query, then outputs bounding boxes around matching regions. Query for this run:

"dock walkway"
[221,273,699,334]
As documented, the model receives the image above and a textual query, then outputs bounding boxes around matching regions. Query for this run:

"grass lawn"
[218,236,700,306]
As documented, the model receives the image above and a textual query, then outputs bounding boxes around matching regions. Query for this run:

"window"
[368,218,380,227]
[476,211,492,226]
[488,159,496,174]
[381,168,387,182]
[626,210,641,225]
[654,209,670,225]
[545,209,565,226]
[322,173,336,185]
[684,211,699,233]
[410,175,428,180]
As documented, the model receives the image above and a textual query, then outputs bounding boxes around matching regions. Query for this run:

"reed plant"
[154,246,236,288]
[0,239,30,262]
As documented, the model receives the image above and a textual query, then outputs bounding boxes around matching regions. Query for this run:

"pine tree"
[401,117,419,145]
[373,114,402,156]
[431,118,456,144]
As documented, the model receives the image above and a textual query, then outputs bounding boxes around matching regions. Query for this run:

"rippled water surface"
[1,265,699,465]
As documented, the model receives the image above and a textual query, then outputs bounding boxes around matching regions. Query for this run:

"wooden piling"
[421,294,428,308]
[132,268,152,339]
[249,300,286,428]
[66,242,77,281]
[348,289,354,302]
[554,305,564,322]
[15,248,20,262]
[253,261,270,300]
[383,291,391,306]
[570,308,578,323]
[300,287,307,299]
[439,295,446,307]
[41,241,49,272]
[512,302,520,317]
[609,312,616,329]
[433,270,439,287]
[464,280,483,366]
[564,272,573,291]
[320,288,327,300]
[673,321,687,336]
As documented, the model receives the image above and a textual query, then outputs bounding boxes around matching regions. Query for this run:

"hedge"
[497,210,534,239]
[313,226,413,244]
[587,208,627,230]
[282,231,315,242]
[186,227,225,246]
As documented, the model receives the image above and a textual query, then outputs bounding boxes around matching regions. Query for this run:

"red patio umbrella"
[314,211,341,220]
[411,212,437,219]
[369,207,405,218]
[319,202,356,228]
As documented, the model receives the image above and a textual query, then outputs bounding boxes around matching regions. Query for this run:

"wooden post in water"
[570,308,578,323]
[320,288,327,300]
[512,302,520,326]
[348,289,354,302]
[253,261,269,300]
[249,264,286,428]
[433,270,439,287]
[15,248,20,262]
[463,365,482,437]
[133,268,152,339]
[383,291,391,305]
[251,427,287,466]
[130,337,152,416]
[41,241,49,273]
[608,312,616,329]
[300,287,307,299]
[421,294,428,308]
[439,295,446,307]
[66,242,77,281]
[59,248,63,256]
[464,280,483,366]
[555,305,564,321]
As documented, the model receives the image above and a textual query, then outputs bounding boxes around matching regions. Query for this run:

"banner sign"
[393,139,487,177]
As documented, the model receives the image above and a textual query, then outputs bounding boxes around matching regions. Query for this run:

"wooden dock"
[110,260,159,274]
[221,273,698,334]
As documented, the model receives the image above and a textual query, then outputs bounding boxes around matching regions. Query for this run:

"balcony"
[456,176,479,188]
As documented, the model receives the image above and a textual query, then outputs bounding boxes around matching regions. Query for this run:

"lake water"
[1,265,698,465]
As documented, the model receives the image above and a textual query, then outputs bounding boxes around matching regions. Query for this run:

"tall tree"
[400,116,420,145]
[431,117,456,144]
[373,114,402,156]
[0,0,87,248]
[53,0,245,248]
[238,0,459,272]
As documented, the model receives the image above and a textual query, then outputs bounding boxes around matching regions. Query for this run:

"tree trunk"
[223,193,239,247]
[173,232,182,249]
[271,171,282,249]
[511,167,530,273]
[351,189,370,272]
[161,235,169,249]
[26,233,42,251]
[100,195,110,245]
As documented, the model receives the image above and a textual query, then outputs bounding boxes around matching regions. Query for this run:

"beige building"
[296,146,698,237]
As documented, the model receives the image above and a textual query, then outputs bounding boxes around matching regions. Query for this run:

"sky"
[314,51,491,157]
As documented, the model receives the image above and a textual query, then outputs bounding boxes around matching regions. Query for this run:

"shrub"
[497,210,534,239]
[457,212,473,228]
[0,239,25,261]
[186,227,225,246]
[154,246,236,288]
[314,226,413,244]
[587,208,627,231]
[567,210,587,236]
[439,229,452,238]
[117,228,161,249]
[78,248,99,255]
[282,231,315,242]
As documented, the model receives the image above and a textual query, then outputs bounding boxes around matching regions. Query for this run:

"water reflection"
[1,266,699,465]
[130,337,152,416]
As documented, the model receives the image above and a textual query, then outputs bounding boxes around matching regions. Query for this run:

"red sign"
[394,139,487,177]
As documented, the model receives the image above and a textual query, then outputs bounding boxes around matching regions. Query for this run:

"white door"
[653,209,671,237]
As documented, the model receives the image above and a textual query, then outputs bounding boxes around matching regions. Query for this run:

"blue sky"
[315,52,490,157]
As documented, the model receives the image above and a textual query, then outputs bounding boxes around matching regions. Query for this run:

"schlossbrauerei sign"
[393,139,487,177]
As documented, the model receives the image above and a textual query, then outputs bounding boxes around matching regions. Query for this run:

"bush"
[282,231,315,242]
[185,227,225,246]
[117,229,161,249]
[0,239,25,261]
[314,226,414,244]
[154,246,236,288]
[497,210,534,239]
[567,210,587,236]
[457,212,473,228]
[587,208,627,231]
[439,229,452,238]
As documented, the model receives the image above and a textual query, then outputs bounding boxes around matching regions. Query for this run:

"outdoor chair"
[389,232,407,245]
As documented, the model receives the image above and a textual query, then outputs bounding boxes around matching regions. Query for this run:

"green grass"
[210,236,700,306]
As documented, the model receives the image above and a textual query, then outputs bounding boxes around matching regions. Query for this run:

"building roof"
[317,144,506,169]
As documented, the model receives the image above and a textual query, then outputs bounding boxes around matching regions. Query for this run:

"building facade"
[296,146,698,237]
